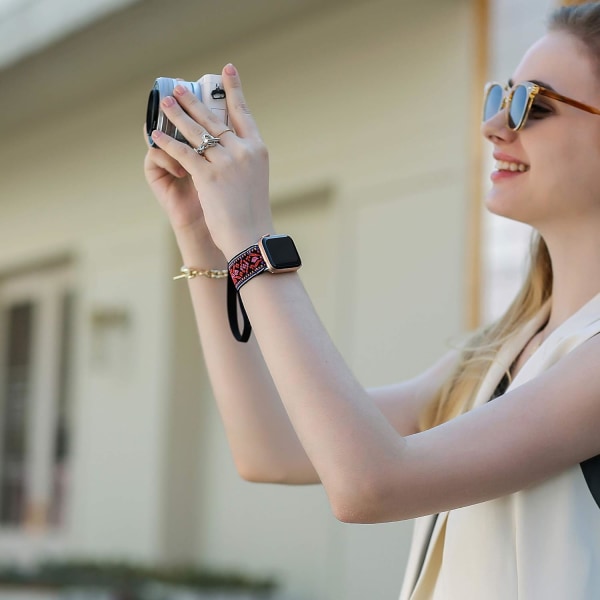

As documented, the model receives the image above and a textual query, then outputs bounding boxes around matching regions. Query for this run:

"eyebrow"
[507,78,557,91]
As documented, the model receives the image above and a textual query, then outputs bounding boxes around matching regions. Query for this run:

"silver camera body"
[146,74,229,147]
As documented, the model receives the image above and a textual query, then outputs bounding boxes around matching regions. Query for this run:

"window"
[0,264,74,530]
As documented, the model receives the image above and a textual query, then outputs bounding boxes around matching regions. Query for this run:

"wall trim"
[466,0,490,330]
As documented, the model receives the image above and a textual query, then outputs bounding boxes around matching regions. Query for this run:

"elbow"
[236,463,285,484]
[234,458,301,485]
[233,450,321,485]
[332,498,384,524]
[237,467,268,483]
[228,446,289,483]
[329,477,408,524]
[332,504,368,524]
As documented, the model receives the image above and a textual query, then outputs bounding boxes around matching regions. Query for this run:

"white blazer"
[399,293,600,600]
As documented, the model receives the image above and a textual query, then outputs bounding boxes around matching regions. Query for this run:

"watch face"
[262,235,302,270]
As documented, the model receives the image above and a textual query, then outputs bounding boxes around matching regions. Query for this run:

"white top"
[399,293,600,600]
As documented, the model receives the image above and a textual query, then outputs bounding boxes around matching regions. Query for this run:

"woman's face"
[482,31,600,233]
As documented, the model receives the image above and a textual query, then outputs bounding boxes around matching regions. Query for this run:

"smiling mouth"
[495,160,530,173]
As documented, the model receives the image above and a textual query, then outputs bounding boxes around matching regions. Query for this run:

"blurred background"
[0,0,562,598]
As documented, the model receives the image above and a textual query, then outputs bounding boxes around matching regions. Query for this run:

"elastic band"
[228,245,267,291]
[226,243,269,342]
[227,274,252,342]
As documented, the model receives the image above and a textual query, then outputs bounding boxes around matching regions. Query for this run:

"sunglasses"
[483,81,600,131]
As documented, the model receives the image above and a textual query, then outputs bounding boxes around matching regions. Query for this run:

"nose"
[481,109,518,144]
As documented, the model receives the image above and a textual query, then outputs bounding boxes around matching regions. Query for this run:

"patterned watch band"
[228,245,267,291]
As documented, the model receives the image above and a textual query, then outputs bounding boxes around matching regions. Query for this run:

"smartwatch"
[226,234,301,343]
[228,234,302,291]
[259,234,302,273]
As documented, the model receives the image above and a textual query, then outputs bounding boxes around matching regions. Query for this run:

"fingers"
[152,65,259,147]
[221,63,260,139]
[147,65,262,171]
[150,129,208,174]
[160,93,218,149]
[155,95,229,165]
[145,148,188,179]
[143,123,188,178]
[171,86,234,146]
[165,65,259,141]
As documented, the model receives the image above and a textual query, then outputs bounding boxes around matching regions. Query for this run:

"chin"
[484,191,534,225]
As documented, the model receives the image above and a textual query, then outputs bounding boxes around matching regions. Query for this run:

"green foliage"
[0,559,277,595]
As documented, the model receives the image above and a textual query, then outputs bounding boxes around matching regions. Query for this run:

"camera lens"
[146,88,160,142]
[145,78,183,147]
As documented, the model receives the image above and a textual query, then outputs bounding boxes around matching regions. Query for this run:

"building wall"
[0,94,175,560]
[0,0,481,598]
[161,1,480,598]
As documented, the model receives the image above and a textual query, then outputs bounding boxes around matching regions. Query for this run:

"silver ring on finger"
[194,132,221,156]
[215,128,234,138]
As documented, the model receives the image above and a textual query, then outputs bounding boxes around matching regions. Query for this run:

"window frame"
[0,264,74,542]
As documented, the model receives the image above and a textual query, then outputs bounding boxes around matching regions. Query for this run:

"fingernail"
[224,63,237,76]
[178,167,187,178]
[161,96,175,107]
[152,130,162,139]
[174,85,187,96]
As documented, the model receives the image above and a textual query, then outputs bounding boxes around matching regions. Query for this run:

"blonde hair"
[419,234,552,430]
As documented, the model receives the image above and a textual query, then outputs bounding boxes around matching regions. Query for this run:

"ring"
[216,128,234,137]
[194,132,221,156]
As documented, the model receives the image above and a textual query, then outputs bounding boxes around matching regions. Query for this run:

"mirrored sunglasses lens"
[508,85,528,129]
[484,85,503,121]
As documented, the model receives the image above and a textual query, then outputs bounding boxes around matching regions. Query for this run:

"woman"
[144,2,600,597]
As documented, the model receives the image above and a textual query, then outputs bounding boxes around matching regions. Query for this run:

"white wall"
[0,0,479,597]
[0,89,175,560]
[167,1,478,598]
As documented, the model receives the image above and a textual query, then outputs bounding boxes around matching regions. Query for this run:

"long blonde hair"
[419,234,552,430]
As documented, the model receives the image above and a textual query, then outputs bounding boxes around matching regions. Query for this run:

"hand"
[143,122,214,241]
[149,64,274,259]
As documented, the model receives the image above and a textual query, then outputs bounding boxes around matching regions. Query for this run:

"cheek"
[531,133,600,213]
[531,146,567,197]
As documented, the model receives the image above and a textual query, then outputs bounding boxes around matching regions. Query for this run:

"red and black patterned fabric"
[228,245,267,291]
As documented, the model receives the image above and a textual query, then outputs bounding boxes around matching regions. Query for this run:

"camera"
[146,74,229,147]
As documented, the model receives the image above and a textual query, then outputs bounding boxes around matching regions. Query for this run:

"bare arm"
[145,67,459,486]
[173,226,315,484]
[149,65,600,524]
[176,220,457,484]
[194,264,600,523]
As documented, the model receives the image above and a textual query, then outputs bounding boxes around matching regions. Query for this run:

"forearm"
[173,226,319,483]
[238,271,408,519]
[146,68,403,498]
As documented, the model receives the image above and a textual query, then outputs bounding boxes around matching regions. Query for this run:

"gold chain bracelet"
[173,266,228,281]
